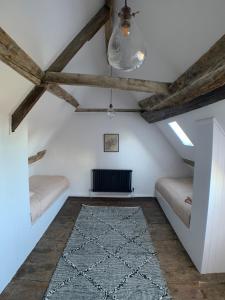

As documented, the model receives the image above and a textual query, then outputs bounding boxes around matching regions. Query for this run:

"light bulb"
[108,4,147,71]
[107,104,116,119]
[121,21,131,37]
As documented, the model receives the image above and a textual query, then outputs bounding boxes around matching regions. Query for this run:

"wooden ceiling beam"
[0,27,44,85]
[28,150,46,165]
[12,86,46,132]
[105,0,114,52]
[48,5,110,72]
[76,108,143,113]
[170,34,225,93]
[46,84,79,108]
[11,5,110,131]
[139,34,225,110]
[139,94,166,109]
[149,62,225,111]
[141,84,225,123]
[44,72,171,94]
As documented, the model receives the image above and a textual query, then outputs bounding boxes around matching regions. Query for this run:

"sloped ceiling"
[1,0,225,156]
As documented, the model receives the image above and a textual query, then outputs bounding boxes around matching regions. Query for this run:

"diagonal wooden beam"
[183,158,195,167]
[139,34,225,110]
[170,34,225,93]
[28,150,46,165]
[76,108,143,112]
[44,72,171,94]
[141,84,225,123]
[11,5,110,131]
[12,86,46,132]
[48,5,110,72]
[139,94,166,109]
[46,84,79,108]
[0,27,44,85]
[105,0,114,51]
[147,62,225,111]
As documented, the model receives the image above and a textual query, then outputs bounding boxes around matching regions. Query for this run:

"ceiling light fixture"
[107,68,116,119]
[108,0,147,71]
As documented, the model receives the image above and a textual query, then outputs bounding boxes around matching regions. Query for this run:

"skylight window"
[169,121,194,147]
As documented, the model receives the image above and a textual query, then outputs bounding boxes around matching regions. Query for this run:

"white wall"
[0,64,69,294]
[201,119,225,273]
[0,114,69,293]
[157,99,225,162]
[0,116,29,292]
[156,118,225,273]
[31,112,190,197]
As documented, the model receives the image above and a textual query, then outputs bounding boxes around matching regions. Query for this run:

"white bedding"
[155,177,193,227]
[29,175,69,223]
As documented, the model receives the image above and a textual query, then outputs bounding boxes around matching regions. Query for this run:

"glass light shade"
[108,17,147,71]
[107,104,116,119]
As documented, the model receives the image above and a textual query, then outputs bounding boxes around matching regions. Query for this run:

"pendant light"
[108,0,147,71]
[107,68,116,119]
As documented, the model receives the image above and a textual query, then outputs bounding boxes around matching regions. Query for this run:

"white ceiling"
[1,0,225,155]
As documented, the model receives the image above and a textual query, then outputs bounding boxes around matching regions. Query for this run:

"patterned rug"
[44,206,171,300]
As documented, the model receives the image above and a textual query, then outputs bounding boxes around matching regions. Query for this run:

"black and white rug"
[44,206,171,300]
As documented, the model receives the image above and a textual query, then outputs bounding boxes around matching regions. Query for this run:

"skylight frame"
[169,121,194,147]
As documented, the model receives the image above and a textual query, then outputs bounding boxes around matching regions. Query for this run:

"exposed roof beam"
[141,84,225,123]
[139,94,166,109]
[139,34,225,110]
[145,64,225,111]
[28,150,46,165]
[148,62,225,111]
[0,27,44,85]
[76,108,143,112]
[46,84,79,108]
[48,5,110,72]
[105,0,114,52]
[44,72,171,94]
[11,5,110,131]
[12,86,46,132]
[183,158,195,168]
[170,34,225,93]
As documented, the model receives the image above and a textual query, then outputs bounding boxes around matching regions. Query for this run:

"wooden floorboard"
[1,197,225,299]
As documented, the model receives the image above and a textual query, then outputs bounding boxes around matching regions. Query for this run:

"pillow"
[185,197,192,205]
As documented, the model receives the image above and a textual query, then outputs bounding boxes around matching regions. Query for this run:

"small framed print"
[104,134,119,152]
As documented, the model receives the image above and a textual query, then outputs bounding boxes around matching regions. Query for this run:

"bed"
[155,177,193,227]
[29,175,70,223]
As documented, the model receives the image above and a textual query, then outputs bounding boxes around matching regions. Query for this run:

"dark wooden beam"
[183,158,195,167]
[12,86,46,132]
[139,34,225,110]
[141,84,225,123]
[28,150,46,165]
[44,72,171,94]
[76,108,143,112]
[47,84,79,108]
[149,63,225,111]
[11,5,110,131]
[0,27,44,85]
[105,0,114,51]
[170,34,225,93]
[48,5,110,72]
[139,94,166,109]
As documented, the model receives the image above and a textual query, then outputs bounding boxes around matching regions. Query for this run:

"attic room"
[1,0,225,299]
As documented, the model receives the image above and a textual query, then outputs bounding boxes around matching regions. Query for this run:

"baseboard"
[68,193,154,198]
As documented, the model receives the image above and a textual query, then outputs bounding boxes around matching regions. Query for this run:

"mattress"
[155,177,193,227]
[29,175,69,223]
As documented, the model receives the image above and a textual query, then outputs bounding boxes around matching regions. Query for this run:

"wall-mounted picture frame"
[104,134,119,152]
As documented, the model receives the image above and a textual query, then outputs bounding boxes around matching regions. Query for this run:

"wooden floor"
[1,197,225,300]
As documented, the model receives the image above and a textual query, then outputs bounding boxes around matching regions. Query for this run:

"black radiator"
[92,169,132,193]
